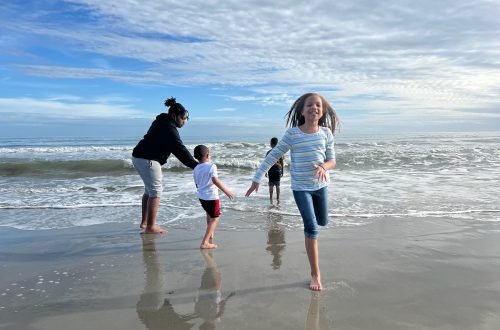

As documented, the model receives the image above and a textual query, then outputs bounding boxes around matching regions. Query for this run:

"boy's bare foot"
[140,222,146,229]
[141,225,167,234]
[200,242,218,249]
[309,275,323,291]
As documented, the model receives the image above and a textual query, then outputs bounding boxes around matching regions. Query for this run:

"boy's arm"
[212,177,234,200]
[265,150,270,177]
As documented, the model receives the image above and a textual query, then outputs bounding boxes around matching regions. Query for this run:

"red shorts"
[199,199,220,218]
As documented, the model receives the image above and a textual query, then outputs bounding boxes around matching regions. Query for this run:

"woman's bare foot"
[141,225,167,234]
[200,242,218,249]
[309,275,323,291]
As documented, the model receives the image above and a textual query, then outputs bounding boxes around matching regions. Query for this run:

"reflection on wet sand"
[196,249,234,329]
[306,292,332,330]
[266,211,286,270]
[136,236,233,329]
[137,235,195,329]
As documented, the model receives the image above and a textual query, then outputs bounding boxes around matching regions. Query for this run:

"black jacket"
[132,113,198,169]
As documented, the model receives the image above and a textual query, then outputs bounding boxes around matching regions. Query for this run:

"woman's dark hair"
[165,97,189,120]
[194,145,209,161]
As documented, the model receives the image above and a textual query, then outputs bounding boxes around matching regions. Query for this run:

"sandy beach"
[1,210,500,330]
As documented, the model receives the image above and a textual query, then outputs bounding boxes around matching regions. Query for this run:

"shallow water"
[1,132,499,230]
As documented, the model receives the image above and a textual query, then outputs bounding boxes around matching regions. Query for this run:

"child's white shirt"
[193,162,219,200]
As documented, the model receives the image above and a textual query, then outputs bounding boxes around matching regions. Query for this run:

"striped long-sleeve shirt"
[253,126,335,191]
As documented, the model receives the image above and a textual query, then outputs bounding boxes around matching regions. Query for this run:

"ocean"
[1,132,499,231]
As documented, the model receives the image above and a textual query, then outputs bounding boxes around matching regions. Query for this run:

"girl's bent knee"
[317,217,329,227]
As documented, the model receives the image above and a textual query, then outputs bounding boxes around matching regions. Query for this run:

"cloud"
[0,96,148,120]
[214,107,237,112]
[2,0,500,132]
[16,65,167,85]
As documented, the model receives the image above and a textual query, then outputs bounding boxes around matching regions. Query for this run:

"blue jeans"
[293,187,329,239]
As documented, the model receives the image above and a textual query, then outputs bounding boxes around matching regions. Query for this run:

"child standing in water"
[246,92,339,291]
[194,145,234,249]
[265,137,285,205]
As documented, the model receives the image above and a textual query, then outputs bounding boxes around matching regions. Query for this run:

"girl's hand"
[245,181,260,197]
[313,164,328,182]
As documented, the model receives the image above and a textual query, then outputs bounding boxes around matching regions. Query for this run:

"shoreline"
[1,215,500,329]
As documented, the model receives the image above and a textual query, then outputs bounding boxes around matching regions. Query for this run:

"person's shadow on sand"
[137,235,195,329]
[195,249,235,329]
[266,210,286,270]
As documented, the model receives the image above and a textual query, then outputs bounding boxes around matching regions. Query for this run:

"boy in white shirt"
[193,145,234,249]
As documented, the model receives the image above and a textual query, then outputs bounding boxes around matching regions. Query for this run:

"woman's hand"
[245,181,260,197]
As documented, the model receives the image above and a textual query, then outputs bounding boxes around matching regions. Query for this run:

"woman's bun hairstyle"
[164,97,177,108]
[164,96,188,118]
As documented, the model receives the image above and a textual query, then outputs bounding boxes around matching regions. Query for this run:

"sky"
[1,0,500,140]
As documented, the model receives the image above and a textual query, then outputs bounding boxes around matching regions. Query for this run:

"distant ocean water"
[1,132,499,231]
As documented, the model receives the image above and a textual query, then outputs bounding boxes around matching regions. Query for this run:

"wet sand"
[1,214,500,329]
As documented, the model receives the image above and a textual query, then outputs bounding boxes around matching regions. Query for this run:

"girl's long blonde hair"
[285,93,339,133]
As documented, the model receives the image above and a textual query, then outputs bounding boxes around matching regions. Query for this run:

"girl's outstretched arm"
[245,181,260,197]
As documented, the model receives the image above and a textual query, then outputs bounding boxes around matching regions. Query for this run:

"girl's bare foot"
[141,225,167,234]
[200,242,218,249]
[309,275,323,291]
